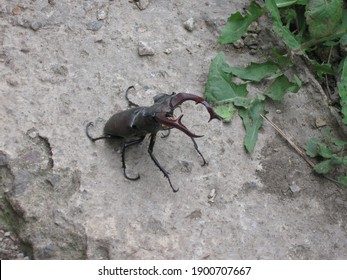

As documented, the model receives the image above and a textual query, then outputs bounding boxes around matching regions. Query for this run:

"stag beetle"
[86,86,221,192]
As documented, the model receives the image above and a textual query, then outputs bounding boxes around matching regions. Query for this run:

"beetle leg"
[125,86,139,108]
[190,137,207,166]
[161,129,171,138]
[148,133,179,192]
[122,136,145,181]
[86,122,112,141]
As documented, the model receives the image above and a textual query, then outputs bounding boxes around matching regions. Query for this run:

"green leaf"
[239,99,265,153]
[283,8,297,29]
[266,0,302,51]
[305,137,320,157]
[228,61,280,82]
[309,59,335,79]
[265,0,281,22]
[264,74,301,100]
[213,103,236,123]
[275,0,300,8]
[273,21,302,50]
[219,1,264,44]
[204,52,249,109]
[338,175,347,186]
[317,144,333,159]
[338,57,347,125]
[333,139,347,147]
[305,0,344,39]
[272,49,291,68]
[313,159,334,174]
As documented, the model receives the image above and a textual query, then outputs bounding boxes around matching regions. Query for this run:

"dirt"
[0,0,346,259]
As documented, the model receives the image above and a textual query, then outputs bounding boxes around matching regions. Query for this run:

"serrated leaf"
[317,144,333,158]
[264,74,301,100]
[213,103,236,123]
[305,137,320,157]
[204,52,249,109]
[338,58,347,125]
[228,61,280,82]
[313,159,333,174]
[305,0,343,39]
[333,139,347,147]
[219,1,264,44]
[239,99,265,153]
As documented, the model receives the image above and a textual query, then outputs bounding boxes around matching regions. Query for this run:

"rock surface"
[0,0,346,260]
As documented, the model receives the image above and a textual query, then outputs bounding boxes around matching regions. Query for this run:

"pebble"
[290,181,301,193]
[247,21,260,34]
[87,20,103,31]
[17,253,25,259]
[97,10,107,20]
[315,118,326,128]
[276,109,282,114]
[4,232,11,237]
[27,128,38,139]
[183,18,195,32]
[31,21,43,31]
[138,41,155,56]
[135,0,150,10]
[164,48,172,55]
[6,77,19,87]
[186,209,202,219]
[208,188,216,203]
[12,6,23,15]
[233,39,244,49]
[243,33,258,48]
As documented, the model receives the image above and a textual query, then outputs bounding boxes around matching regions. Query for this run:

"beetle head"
[152,92,222,138]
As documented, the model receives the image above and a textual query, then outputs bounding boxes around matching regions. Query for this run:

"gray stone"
[87,21,103,31]
[135,0,150,10]
[233,39,244,49]
[30,21,43,31]
[243,33,258,48]
[138,41,155,56]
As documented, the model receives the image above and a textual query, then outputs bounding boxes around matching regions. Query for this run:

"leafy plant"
[305,131,347,185]
[205,52,300,152]
[204,0,347,153]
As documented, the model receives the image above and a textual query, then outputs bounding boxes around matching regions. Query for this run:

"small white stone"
[164,48,172,54]
[184,18,195,32]
[97,10,107,20]
[208,188,216,203]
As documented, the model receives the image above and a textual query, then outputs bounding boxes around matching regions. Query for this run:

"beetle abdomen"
[103,107,142,138]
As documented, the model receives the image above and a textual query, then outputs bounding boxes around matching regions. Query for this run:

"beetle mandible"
[86,86,221,192]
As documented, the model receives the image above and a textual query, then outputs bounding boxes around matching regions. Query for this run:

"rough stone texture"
[0,0,346,260]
